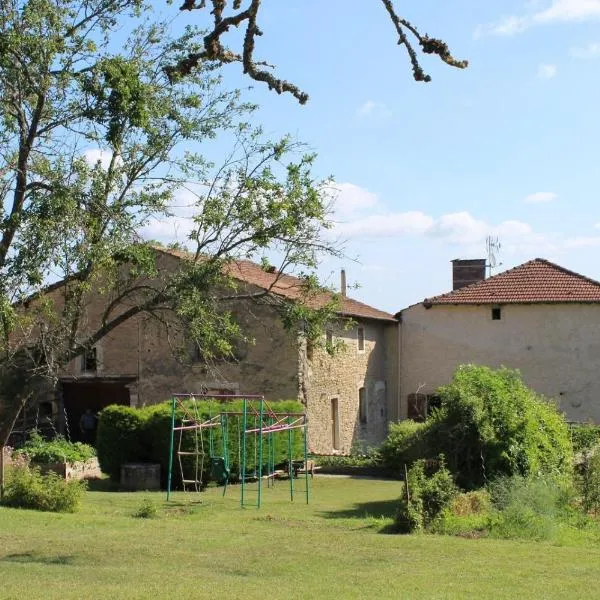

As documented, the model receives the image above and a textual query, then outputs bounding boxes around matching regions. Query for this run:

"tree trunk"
[0,398,28,499]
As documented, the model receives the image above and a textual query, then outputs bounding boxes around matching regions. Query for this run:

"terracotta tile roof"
[425,258,600,306]
[155,247,397,322]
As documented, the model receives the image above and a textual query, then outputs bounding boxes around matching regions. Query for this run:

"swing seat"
[209,456,230,484]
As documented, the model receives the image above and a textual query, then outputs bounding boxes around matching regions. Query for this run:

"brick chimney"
[340,269,347,297]
[452,259,486,290]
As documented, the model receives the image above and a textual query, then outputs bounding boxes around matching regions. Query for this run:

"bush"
[1,465,86,512]
[576,446,600,515]
[449,490,491,517]
[96,406,147,480]
[314,446,381,469]
[97,399,306,486]
[570,424,600,455]
[396,457,458,534]
[431,365,573,489]
[13,431,96,465]
[133,497,158,519]
[487,475,573,541]
[379,420,429,474]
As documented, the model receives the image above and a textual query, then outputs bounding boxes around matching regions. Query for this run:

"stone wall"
[40,250,399,455]
[301,319,397,455]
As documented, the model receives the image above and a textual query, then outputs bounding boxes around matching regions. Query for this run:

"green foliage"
[1,465,86,512]
[570,424,600,455]
[382,365,573,489]
[97,400,305,486]
[379,420,429,475]
[576,446,600,515]
[487,476,574,541]
[448,490,491,516]
[133,497,158,519]
[314,449,381,469]
[395,457,458,534]
[96,405,147,480]
[432,366,573,488]
[14,431,96,464]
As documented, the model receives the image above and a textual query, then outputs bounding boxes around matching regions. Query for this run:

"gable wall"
[400,302,600,421]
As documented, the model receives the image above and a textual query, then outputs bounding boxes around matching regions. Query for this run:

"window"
[331,398,340,450]
[357,327,365,352]
[81,347,97,373]
[359,387,367,424]
[407,393,440,422]
[492,307,502,321]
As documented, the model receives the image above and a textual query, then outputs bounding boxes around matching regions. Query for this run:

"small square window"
[492,307,502,321]
[357,327,365,352]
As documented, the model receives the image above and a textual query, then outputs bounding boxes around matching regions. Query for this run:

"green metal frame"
[168,394,309,508]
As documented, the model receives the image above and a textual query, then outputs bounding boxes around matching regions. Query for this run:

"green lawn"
[1,476,600,599]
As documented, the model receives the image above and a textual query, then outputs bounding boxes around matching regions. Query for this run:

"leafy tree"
[168,0,469,103]
[0,0,341,495]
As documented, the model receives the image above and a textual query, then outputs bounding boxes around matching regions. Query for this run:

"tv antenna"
[486,236,502,276]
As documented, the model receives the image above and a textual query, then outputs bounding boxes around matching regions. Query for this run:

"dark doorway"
[61,380,132,443]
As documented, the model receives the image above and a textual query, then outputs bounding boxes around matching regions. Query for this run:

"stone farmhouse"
[52,247,398,455]
[398,258,600,423]
[22,252,600,456]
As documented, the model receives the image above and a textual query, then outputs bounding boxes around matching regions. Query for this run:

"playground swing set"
[166,394,310,508]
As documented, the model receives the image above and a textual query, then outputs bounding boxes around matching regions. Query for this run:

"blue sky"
[144,0,600,312]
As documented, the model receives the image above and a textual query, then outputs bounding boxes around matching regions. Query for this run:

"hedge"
[97,399,305,486]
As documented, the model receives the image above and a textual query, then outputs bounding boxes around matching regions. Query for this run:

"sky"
[141,0,600,313]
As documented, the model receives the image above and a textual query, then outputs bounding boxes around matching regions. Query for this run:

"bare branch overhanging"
[166,0,469,103]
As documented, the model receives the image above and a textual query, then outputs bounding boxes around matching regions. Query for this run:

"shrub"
[97,399,305,485]
[14,431,96,465]
[570,424,600,455]
[396,457,458,534]
[487,475,573,541]
[430,491,491,537]
[314,447,381,469]
[449,490,491,517]
[96,406,148,480]
[1,465,86,512]
[133,497,158,519]
[431,365,573,489]
[379,420,430,474]
[576,445,600,515]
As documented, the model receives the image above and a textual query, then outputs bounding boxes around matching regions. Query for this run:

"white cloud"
[564,236,600,248]
[357,100,392,119]
[570,41,600,57]
[524,191,558,203]
[83,148,116,170]
[335,211,434,238]
[138,185,203,243]
[537,63,558,78]
[476,0,600,37]
[331,182,378,221]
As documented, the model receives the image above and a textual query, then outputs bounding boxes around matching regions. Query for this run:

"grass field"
[2,476,600,599]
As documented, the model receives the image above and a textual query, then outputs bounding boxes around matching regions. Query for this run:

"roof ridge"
[153,245,397,321]
[424,258,541,304]
[422,257,600,307]
[533,257,600,288]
